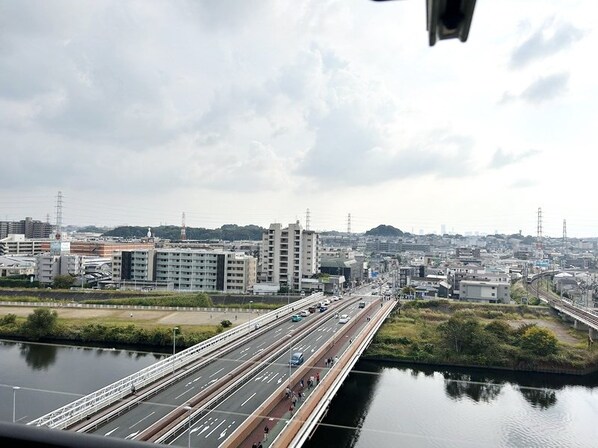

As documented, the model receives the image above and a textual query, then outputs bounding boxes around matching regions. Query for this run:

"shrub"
[0,313,17,326]
[220,320,232,328]
[520,326,558,356]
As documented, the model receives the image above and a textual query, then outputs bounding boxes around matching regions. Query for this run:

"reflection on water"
[443,372,505,403]
[19,343,58,371]
[0,340,166,423]
[308,361,598,448]
[519,387,557,409]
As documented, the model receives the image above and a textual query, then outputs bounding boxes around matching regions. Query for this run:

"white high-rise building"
[260,222,319,291]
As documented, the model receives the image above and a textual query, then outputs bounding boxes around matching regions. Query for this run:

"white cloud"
[1,0,598,236]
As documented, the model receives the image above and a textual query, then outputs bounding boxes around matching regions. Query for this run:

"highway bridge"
[27,288,397,447]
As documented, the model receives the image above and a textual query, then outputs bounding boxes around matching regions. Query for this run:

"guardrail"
[0,301,274,314]
[285,299,396,448]
[27,292,323,430]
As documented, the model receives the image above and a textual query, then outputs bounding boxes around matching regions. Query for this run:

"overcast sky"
[1,0,597,237]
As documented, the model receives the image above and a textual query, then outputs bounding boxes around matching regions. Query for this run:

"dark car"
[290,352,304,366]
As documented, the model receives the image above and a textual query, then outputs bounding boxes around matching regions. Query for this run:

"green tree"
[438,315,482,354]
[52,274,75,289]
[195,293,213,307]
[484,320,513,340]
[520,326,558,356]
[24,309,58,339]
[0,313,17,326]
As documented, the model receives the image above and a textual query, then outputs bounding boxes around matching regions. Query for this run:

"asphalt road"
[91,290,376,445]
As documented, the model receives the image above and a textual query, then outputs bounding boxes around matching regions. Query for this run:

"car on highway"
[319,305,328,312]
[358,301,366,308]
[308,306,317,313]
[338,314,350,324]
[323,299,331,305]
[300,309,309,317]
[291,314,302,322]
[290,352,304,366]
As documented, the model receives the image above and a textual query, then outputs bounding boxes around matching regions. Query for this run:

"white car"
[323,299,331,305]
[338,314,350,324]
[300,309,309,317]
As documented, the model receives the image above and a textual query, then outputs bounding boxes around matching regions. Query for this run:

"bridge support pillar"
[573,319,589,331]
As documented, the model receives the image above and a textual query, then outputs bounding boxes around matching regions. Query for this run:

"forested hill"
[365,224,405,237]
[103,224,265,241]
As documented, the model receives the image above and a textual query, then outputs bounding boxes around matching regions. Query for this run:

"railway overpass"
[529,272,598,333]
[26,289,397,447]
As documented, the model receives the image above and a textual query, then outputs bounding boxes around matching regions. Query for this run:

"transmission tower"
[347,213,352,235]
[55,191,63,240]
[180,212,186,240]
[536,207,543,253]
[305,208,311,231]
[562,219,567,253]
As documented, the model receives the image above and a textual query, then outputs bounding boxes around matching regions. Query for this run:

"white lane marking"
[104,427,119,436]
[210,368,224,378]
[125,431,140,439]
[240,392,256,407]
[257,341,266,348]
[277,377,283,384]
[237,353,247,360]
[175,386,195,399]
[267,372,280,383]
[128,411,156,429]
[192,376,202,383]
[190,427,201,434]
[205,419,226,438]
[254,375,263,381]
[219,421,236,440]
[315,335,323,342]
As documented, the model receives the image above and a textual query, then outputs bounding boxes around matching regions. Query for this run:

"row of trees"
[438,312,559,359]
[0,308,221,347]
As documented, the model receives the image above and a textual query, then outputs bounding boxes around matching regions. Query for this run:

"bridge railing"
[27,292,323,430]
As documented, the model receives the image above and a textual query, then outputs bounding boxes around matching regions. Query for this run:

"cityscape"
[2,0,598,447]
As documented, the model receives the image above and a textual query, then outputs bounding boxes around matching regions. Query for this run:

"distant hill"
[103,224,265,241]
[365,225,404,237]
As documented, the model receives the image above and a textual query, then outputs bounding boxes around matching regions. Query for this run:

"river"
[1,341,597,447]
[0,339,165,423]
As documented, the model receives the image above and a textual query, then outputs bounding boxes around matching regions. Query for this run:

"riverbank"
[365,300,598,374]
[0,305,236,349]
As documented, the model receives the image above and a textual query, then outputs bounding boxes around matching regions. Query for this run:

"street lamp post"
[249,300,254,331]
[184,405,192,448]
[13,386,20,423]
[172,327,179,374]
[287,331,294,386]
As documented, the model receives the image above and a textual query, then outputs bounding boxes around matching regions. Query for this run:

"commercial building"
[69,241,155,257]
[460,280,510,304]
[0,234,51,256]
[112,248,257,293]
[259,222,320,291]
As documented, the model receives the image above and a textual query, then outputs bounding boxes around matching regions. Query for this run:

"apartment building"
[112,249,256,293]
[259,222,319,291]
[0,217,53,239]
[35,253,84,284]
